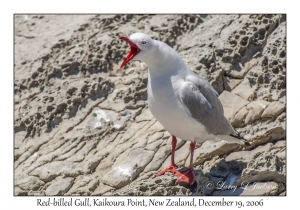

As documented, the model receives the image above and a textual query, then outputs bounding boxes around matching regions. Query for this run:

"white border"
[3,0,296,209]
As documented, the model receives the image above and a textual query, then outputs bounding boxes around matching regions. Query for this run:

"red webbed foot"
[153,164,177,178]
[153,137,197,186]
[174,167,195,185]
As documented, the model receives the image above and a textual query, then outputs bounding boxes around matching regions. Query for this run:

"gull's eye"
[141,40,147,45]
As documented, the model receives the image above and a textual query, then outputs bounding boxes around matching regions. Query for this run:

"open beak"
[119,36,141,68]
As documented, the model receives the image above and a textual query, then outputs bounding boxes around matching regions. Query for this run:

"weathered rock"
[45,177,74,195]
[231,106,248,127]
[14,187,27,196]
[228,58,258,79]
[223,77,242,92]
[244,100,270,124]
[102,148,155,189]
[279,191,286,196]
[241,122,285,146]
[191,140,242,166]
[261,101,285,118]
[219,91,249,124]
[225,141,286,186]
[28,190,45,196]
[29,161,79,182]
[226,142,273,163]
[64,175,99,195]
[15,175,45,191]
[232,78,256,101]
[113,175,188,196]
[91,184,114,196]
[236,152,286,185]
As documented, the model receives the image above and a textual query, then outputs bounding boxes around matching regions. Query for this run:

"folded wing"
[179,74,236,136]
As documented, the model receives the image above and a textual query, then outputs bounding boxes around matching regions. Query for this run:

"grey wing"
[178,75,235,135]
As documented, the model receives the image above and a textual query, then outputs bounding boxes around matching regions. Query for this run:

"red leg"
[174,141,196,185]
[154,135,178,177]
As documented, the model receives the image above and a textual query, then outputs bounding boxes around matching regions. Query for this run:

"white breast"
[147,72,213,143]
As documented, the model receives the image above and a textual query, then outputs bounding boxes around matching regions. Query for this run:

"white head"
[119,33,155,68]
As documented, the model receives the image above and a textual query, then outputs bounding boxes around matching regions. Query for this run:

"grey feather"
[178,74,236,135]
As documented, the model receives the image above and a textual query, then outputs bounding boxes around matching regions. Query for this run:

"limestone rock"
[28,190,45,196]
[102,148,154,189]
[244,100,270,124]
[29,161,79,182]
[231,106,248,127]
[113,175,188,196]
[219,91,249,123]
[64,175,99,195]
[232,78,256,101]
[91,184,114,196]
[226,143,272,163]
[261,101,285,118]
[190,140,242,166]
[45,177,74,195]
[236,152,286,185]
[223,77,242,92]
[15,175,45,191]
[242,122,285,146]
[14,187,27,196]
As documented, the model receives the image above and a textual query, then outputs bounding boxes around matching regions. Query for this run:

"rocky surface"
[14,14,286,196]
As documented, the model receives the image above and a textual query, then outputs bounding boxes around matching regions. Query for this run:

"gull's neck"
[143,40,187,78]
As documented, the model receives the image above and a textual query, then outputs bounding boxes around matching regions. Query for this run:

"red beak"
[119,36,141,68]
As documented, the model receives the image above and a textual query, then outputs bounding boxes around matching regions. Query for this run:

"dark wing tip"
[229,132,250,146]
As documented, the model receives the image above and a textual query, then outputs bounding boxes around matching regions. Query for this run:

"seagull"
[119,32,244,185]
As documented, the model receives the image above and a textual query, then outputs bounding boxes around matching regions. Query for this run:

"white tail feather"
[215,135,245,145]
